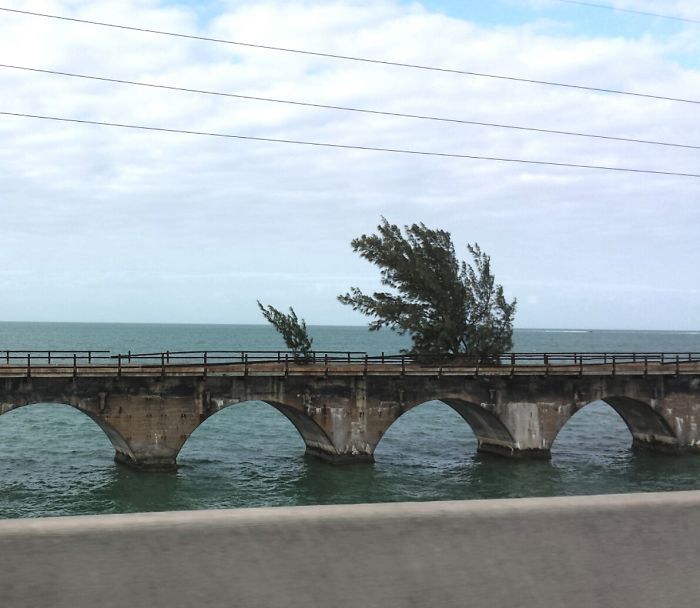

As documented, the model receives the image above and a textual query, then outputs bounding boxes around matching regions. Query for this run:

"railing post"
[365,354,369,376]
[285,353,289,376]
[203,351,208,377]
[604,353,607,365]
[73,354,77,378]
[400,354,404,376]
[661,353,665,365]
[166,350,170,364]
[644,355,648,376]
[381,352,385,364]
[676,355,680,376]
[612,355,616,376]
[128,350,132,363]
[118,354,122,377]
[347,352,351,363]
[161,353,165,377]
[47,351,52,365]
[27,354,31,378]
[244,353,249,377]
[579,355,583,376]
[544,353,549,375]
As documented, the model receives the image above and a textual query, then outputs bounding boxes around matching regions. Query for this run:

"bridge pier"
[478,401,567,459]
[477,442,551,459]
[113,449,179,471]
[100,393,204,472]
[637,392,700,454]
[303,446,374,464]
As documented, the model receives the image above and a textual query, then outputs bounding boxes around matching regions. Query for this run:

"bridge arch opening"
[551,400,633,460]
[551,396,676,458]
[375,398,509,464]
[178,399,334,467]
[0,402,127,470]
[552,395,675,451]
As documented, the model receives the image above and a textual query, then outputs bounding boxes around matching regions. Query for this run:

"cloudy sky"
[1,0,698,329]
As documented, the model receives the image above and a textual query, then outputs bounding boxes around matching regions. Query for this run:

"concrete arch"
[377,398,517,458]
[182,399,338,462]
[603,396,677,449]
[0,401,135,462]
[264,400,338,458]
[551,397,677,451]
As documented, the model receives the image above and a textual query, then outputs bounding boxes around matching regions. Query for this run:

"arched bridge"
[1,350,700,470]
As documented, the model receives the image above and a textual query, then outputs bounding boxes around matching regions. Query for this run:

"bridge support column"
[113,445,180,472]
[267,402,375,464]
[297,400,400,464]
[644,395,700,453]
[97,394,202,472]
[476,441,551,459]
[271,377,399,465]
[304,445,375,464]
[484,401,574,459]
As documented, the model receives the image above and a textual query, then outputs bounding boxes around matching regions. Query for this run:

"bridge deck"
[1,360,700,377]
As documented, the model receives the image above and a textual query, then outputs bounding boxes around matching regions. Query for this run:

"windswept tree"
[338,218,516,360]
[257,302,313,361]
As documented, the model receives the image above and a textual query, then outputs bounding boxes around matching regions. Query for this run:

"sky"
[0,0,699,329]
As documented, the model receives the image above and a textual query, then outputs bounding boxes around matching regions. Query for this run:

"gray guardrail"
[1,491,699,607]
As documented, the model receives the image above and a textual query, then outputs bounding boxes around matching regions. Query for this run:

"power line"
[3,64,698,152]
[555,0,700,25]
[1,110,698,179]
[1,6,699,106]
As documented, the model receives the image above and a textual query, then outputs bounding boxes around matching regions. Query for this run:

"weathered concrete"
[2,364,700,469]
[1,491,700,608]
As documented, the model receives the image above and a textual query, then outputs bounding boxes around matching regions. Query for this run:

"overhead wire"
[1,110,698,179]
[554,0,700,25]
[2,64,697,151]
[1,6,699,105]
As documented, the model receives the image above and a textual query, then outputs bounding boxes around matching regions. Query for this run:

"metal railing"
[495,352,700,366]
[109,350,700,367]
[0,350,699,377]
[114,350,368,365]
[0,350,111,365]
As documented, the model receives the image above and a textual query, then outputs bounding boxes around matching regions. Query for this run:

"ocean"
[1,322,699,519]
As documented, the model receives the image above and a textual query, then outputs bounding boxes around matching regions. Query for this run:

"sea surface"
[1,322,700,519]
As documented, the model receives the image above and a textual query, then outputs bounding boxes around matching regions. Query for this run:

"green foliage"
[257,301,313,361]
[338,218,516,360]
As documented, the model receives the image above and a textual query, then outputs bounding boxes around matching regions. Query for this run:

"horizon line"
[0,320,697,333]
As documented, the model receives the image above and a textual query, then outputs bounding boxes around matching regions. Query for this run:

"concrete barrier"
[1,491,700,607]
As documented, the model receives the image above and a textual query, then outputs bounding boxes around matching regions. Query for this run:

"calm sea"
[1,322,700,519]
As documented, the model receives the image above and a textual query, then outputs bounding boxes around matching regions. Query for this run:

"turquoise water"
[1,322,700,519]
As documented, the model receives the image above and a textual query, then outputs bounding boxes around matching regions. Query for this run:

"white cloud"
[0,0,698,328]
